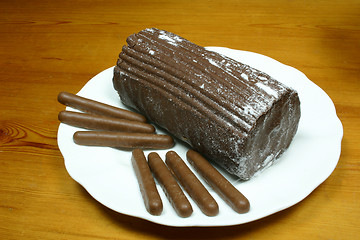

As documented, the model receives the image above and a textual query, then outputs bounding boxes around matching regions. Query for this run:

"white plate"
[57,47,343,227]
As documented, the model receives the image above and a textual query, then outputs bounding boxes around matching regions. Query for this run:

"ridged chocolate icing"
[113,28,301,180]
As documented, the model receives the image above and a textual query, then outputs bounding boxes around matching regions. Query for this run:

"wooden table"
[1,0,359,239]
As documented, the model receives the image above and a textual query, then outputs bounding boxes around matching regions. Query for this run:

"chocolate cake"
[113,28,301,180]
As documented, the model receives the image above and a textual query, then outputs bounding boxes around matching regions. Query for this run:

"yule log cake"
[113,28,301,180]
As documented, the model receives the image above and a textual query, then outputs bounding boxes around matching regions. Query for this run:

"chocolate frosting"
[113,28,301,180]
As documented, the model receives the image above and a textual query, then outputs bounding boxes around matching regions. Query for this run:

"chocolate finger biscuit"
[187,150,250,213]
[165,151,219,216]
[148,152,193,217]
[58,91,147,122]
[131,149,163,215]
[58,110,155,133]
[73,131,174,149]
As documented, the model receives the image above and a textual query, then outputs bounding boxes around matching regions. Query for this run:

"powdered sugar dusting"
[242,106,255,116]
[258,76,267,81]
[208,58,219,67]
[158,30,183,46]
[201,53,281,128]
[256,82,279,98]
[241,73,249,81]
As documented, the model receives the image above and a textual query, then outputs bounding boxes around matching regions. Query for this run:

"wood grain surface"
[1,0,359,239]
